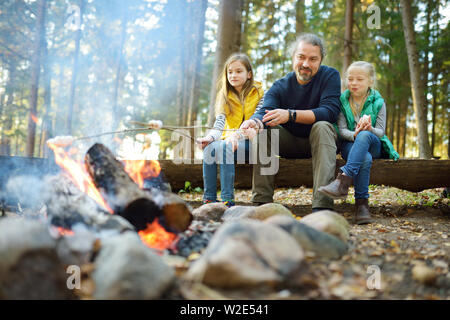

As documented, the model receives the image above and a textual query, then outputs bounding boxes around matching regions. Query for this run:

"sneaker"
[222,200,235,208]
[202,199,216,205]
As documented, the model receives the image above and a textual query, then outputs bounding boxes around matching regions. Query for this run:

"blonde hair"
[215,53,257,116]
[344,61,376,116]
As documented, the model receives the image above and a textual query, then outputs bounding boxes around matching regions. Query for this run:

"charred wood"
[85,143,192,232]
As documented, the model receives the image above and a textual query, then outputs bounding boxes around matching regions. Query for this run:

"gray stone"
[299,210,350,243]
[0,218,76,299]
[192,203,228,222]
[185,219,304,288]
[93,231,175,299]
[221,205,256,221]
[221,203,293,222]
[265,215,348,259]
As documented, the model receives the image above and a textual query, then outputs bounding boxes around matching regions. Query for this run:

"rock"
[299,210,350,243]
[93,231,175,299]
[0,218,76,299]
[250,203,294,220]
[221,206,255,221]
[192,203,228,222]
[412,264,437,285]
[265,215,348,259]
[185,219,304,288]
[221,203,293,222]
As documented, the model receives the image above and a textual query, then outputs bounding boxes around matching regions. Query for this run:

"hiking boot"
[318,172,353,199]
[202,199,216,205]
[355,198,373,225]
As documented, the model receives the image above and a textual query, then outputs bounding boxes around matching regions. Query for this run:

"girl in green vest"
[197,53,263,207]
[319,61,399,224]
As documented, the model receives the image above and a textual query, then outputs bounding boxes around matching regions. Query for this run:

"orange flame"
[56,226,75,236]
[138,218,178,251]
[48,143,113,213]
[123,160,161,188]
[31,113,38,123]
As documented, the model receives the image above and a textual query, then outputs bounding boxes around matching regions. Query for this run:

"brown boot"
[318,173,353,199]
[355,198,373,224]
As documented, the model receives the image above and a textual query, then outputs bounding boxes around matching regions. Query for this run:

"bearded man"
[240,33,341,212]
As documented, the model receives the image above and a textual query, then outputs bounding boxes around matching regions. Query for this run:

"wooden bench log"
[159,159,450,192]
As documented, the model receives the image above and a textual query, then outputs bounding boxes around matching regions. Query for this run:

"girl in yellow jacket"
[197,53,263,207]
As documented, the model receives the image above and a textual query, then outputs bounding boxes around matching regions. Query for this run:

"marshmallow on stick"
[46,136,75,148]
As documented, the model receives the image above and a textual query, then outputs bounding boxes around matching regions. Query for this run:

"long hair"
[344,61,376,116]
[215,53,257,116]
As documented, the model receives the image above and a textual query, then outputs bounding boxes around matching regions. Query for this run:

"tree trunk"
[26,0,47,157]
[1,61,15,156]
[40,39,53,158]
[186,0,207,159]
[400,0,432,158]
[207,0,242,126]
[66,0,84,135]
[343,0,354,74]
[295,0,306,34]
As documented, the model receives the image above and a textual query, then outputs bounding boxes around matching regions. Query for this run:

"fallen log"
[84,143,192,232]
[159,158,450,192]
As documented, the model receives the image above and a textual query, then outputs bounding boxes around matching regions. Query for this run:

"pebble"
[412,264,437,285]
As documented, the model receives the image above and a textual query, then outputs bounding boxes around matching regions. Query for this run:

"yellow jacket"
[220,81,263,140]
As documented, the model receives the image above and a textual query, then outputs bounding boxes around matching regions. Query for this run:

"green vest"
[338,89,400,161]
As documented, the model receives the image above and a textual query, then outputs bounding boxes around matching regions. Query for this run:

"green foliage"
[178,180,203,194]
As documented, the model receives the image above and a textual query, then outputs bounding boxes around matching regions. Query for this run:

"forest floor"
[178,186,450,300]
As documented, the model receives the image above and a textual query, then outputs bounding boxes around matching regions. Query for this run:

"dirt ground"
[178,186,450,300]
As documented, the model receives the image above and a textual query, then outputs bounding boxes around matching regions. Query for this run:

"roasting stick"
[46,119,254,148]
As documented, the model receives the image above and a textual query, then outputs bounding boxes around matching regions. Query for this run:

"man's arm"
[309,68,341,124]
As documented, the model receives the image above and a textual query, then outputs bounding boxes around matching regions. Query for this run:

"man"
[240,33,341,212]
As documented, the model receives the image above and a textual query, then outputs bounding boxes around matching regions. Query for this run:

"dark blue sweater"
[251,65,341,137]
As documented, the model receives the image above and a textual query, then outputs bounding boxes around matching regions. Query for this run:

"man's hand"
[196,136,214,150]
[262,109,290,127]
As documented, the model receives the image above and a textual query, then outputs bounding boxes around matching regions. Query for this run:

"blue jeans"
[340,131,381,200]
[203,139,250,201]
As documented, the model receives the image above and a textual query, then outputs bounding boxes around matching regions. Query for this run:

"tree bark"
[400,0,432,158]
[295,0,306,34]
[343,0,354,74]
[157,159,450,193]
[0,61,15,156]
[207,0,242,126]
[186,0,207,158]
[26,0,47,157]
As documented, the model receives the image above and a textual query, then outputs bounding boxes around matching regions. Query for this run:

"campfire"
[46,142,192,251]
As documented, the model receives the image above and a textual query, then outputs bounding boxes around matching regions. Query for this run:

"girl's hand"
[226,132,240,152]
[196,136,213,150]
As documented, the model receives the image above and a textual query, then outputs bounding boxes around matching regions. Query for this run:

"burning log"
[84,143,192,233]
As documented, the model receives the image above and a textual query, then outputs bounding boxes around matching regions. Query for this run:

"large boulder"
[0,218,76,299]
[185,219,304,288]
[299,210,350,243]
[93,231,175,299]
[265,215,348,259]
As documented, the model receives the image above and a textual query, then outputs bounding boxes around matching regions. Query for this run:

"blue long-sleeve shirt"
[251,65,341,137]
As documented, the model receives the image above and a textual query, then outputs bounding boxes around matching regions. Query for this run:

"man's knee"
[310,121,337,147]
